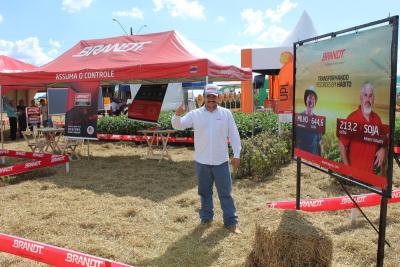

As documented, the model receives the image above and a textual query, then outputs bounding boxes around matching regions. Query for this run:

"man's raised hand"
[175,103,185,116]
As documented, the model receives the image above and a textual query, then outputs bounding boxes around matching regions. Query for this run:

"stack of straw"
[246,210,333,267]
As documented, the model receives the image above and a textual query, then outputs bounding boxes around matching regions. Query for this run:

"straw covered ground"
[0,139,400,266]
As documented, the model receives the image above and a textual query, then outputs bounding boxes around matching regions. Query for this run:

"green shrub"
[232,111,279,138]
[97,111,281,139]
[234,129,291,181]
[97,115,147,135]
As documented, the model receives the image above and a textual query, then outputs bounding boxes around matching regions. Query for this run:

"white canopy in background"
[251,10,318,71]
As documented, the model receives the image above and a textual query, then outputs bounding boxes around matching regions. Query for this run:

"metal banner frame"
[292,16,398,267]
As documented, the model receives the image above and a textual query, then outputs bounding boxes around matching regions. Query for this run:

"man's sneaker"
[225,225,242,234]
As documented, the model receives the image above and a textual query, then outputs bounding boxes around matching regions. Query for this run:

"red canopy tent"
[0,55,36,72]
[0,31,251,144]
[0,55,40,148]
[0,31,251,87]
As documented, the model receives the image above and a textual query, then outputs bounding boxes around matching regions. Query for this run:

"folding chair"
[59,138,81,160]
[22,129,46,152]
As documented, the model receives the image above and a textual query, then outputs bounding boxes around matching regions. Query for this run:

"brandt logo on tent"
[73,41,152,57]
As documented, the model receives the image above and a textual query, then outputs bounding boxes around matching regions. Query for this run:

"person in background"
[5,99,17,140]
[110,97,121,116]
[40,99,52,127]
[171,84,242,234]
[17,99,27,138]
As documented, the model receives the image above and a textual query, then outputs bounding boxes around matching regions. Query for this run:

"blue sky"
[0,0,399,68]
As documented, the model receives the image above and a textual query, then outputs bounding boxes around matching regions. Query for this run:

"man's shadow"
[140,225,229,267]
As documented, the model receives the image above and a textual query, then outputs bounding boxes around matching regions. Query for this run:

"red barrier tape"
[0,150,69,177]
[267,189,400,212]
[97,134,194,144]
[0,149,53,160]
[0,233,133,267]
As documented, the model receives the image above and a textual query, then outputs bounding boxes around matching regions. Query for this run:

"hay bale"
[246,210,332,267]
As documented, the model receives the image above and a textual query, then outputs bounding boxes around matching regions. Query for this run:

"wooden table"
[37,127,65,153]
[138,129,176,162]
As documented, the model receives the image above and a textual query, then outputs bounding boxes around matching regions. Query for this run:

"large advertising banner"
[294,24,394,190]
[128,84,167,123]
[65,82,99,139]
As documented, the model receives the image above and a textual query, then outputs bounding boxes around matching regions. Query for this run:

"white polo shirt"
[171,106,241,165]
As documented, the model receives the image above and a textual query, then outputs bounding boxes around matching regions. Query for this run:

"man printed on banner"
[338,81,386,174]
[295,86,323,156]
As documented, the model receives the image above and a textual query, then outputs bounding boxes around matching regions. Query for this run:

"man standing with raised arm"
[171,84,242,234]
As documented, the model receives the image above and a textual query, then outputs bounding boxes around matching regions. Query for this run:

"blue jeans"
[195,161,238,227]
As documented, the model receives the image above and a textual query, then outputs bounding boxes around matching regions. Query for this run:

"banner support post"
[376,191,388,267]
[296,156,301,210]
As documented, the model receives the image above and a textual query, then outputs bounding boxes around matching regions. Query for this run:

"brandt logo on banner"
[340,195,367,205]
[51,155,65,163]
[321,49,346,61]
[0,166,13,174]
[25,161,41,169]
[65,253,104,267]
[73,41,152,57]
[392,190,400,198]
[300,199,324,208]
[12,239,44,255]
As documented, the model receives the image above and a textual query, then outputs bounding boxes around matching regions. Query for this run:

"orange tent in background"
[268,75,280,101]
[277,57,293,114]
[240,11,317,114]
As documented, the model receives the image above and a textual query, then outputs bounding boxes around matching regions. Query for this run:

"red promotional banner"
[0,150,69,177]
[65,82,99,139]
[0,149,53,159]
[294,148,387,188]
[267,189,400,212]
[128,100,163,122]
[336,118,389,146]
[128,84,168,123]
[0,233,132,267]
[96,134,194,144]
[295,113,326,134]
